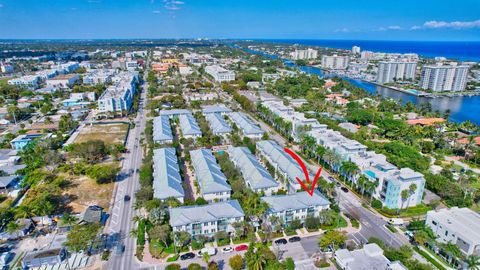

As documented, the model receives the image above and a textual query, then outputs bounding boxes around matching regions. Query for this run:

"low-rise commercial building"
[190,149,231,202]
[8,75,40,89]
[46,74,80,88]
[153,148,184,203]
[261,191,330,225]
[426,207,480,256]
[335,243,406,270]
[205,65,235,82]
[169,200,245,237]
[228,146,279,195]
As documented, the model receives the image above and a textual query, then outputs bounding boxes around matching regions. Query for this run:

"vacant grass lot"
[75,123,129,145]
[62,172,114,213]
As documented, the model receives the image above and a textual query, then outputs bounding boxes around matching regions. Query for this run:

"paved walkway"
[445,156,480,174]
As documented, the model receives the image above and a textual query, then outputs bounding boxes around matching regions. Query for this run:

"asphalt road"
[104,77,148,270]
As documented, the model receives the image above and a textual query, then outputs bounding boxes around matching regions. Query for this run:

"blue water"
[237,45,480,125]
[254,39,480,62]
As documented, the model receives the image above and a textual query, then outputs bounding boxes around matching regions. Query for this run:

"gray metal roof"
[169,200,244,227]
[202,105,232,114]
[190,149,231,194]
[205,113,232,134]
[179,114,202,137]
[153,148,185,200]
[159,109,191,116]
[0,175,18,188]
[153,115,173,142]
[227,146,278,190]
[261,191,330,213]
[228,112,264,136]
[256,140,307,185]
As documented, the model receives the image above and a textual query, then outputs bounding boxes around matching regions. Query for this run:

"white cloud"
[165,5,181,10]
[411,19,480,30]
[152,10,161,14]
[387,25,403,30]
[171,1,184,4]
[334,28,350,33]
[162,0,184,11]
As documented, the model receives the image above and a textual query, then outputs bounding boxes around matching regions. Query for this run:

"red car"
[235,244,248,251]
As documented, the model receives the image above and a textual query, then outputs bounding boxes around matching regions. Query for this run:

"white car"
[221,247,234,253]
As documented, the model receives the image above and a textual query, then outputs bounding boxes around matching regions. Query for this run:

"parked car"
[328,176,335,181]
[335,181,341,187]
[115,244,125,255]
[288,236,301,243]
[180,252,195,260]
[341,187,349,193]
[235,244,248,251]
[274,238,288,245]
[124,195,131,202]
[388,218,404,226]
[222,247,234,253]
[197,247,216,256]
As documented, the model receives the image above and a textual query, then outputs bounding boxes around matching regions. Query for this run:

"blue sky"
[0,0,479,40]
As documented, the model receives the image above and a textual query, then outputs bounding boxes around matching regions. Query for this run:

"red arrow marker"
[284,147,323,196]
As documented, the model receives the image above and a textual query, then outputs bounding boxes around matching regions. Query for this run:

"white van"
[388,218,404,226]
[197,247,217,256]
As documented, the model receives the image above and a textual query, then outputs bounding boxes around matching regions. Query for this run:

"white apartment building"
[153,148,184,203]
[83,69,116,85]
[169,200,245,237]
[70,92,96,102]
[376,61,417,84]
[321,55,349,70]
[261,100,327,142]
[97,71,138,113]
[290,48,318,60]
[420,63,469,92]
[46,74,80,88]
[352,46,361,55]
[261,191,330,225]
[426,207,480,256]
[8,75,40,89]
[205,65,235,82]
[126,61,139,71]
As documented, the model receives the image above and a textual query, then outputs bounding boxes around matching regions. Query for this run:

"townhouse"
[261,191,330,225]
[228,146,279,195]
[153,148,184,203]
[255,140,304,193]
[190,149,232,202]
[169,200,245,237]
[179,113,202,139]
[153,115,174,144]
[228,112,264,139]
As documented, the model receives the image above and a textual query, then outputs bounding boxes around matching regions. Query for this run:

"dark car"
[124,195,131,202]
[328,176,335,181]
[341,187,349,193]
[116,244,125,255]
[180,252,195,260]
[335,181,341,187]
[288,236,301,243]
[274,238,288,245]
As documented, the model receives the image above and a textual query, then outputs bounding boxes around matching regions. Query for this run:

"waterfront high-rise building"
[420,63,469,92]
[376,61,417,84]
[321,54,349,70]
[352,46,361,55]
[290,48,318,60]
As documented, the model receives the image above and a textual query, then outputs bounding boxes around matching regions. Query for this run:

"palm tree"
[465,255,480,270]
[400,189,409,211]
[404,183,418,209]
[6,221,21,235]
[61,212,78,227]
[247,252,266,270]
[202,253,210,264]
